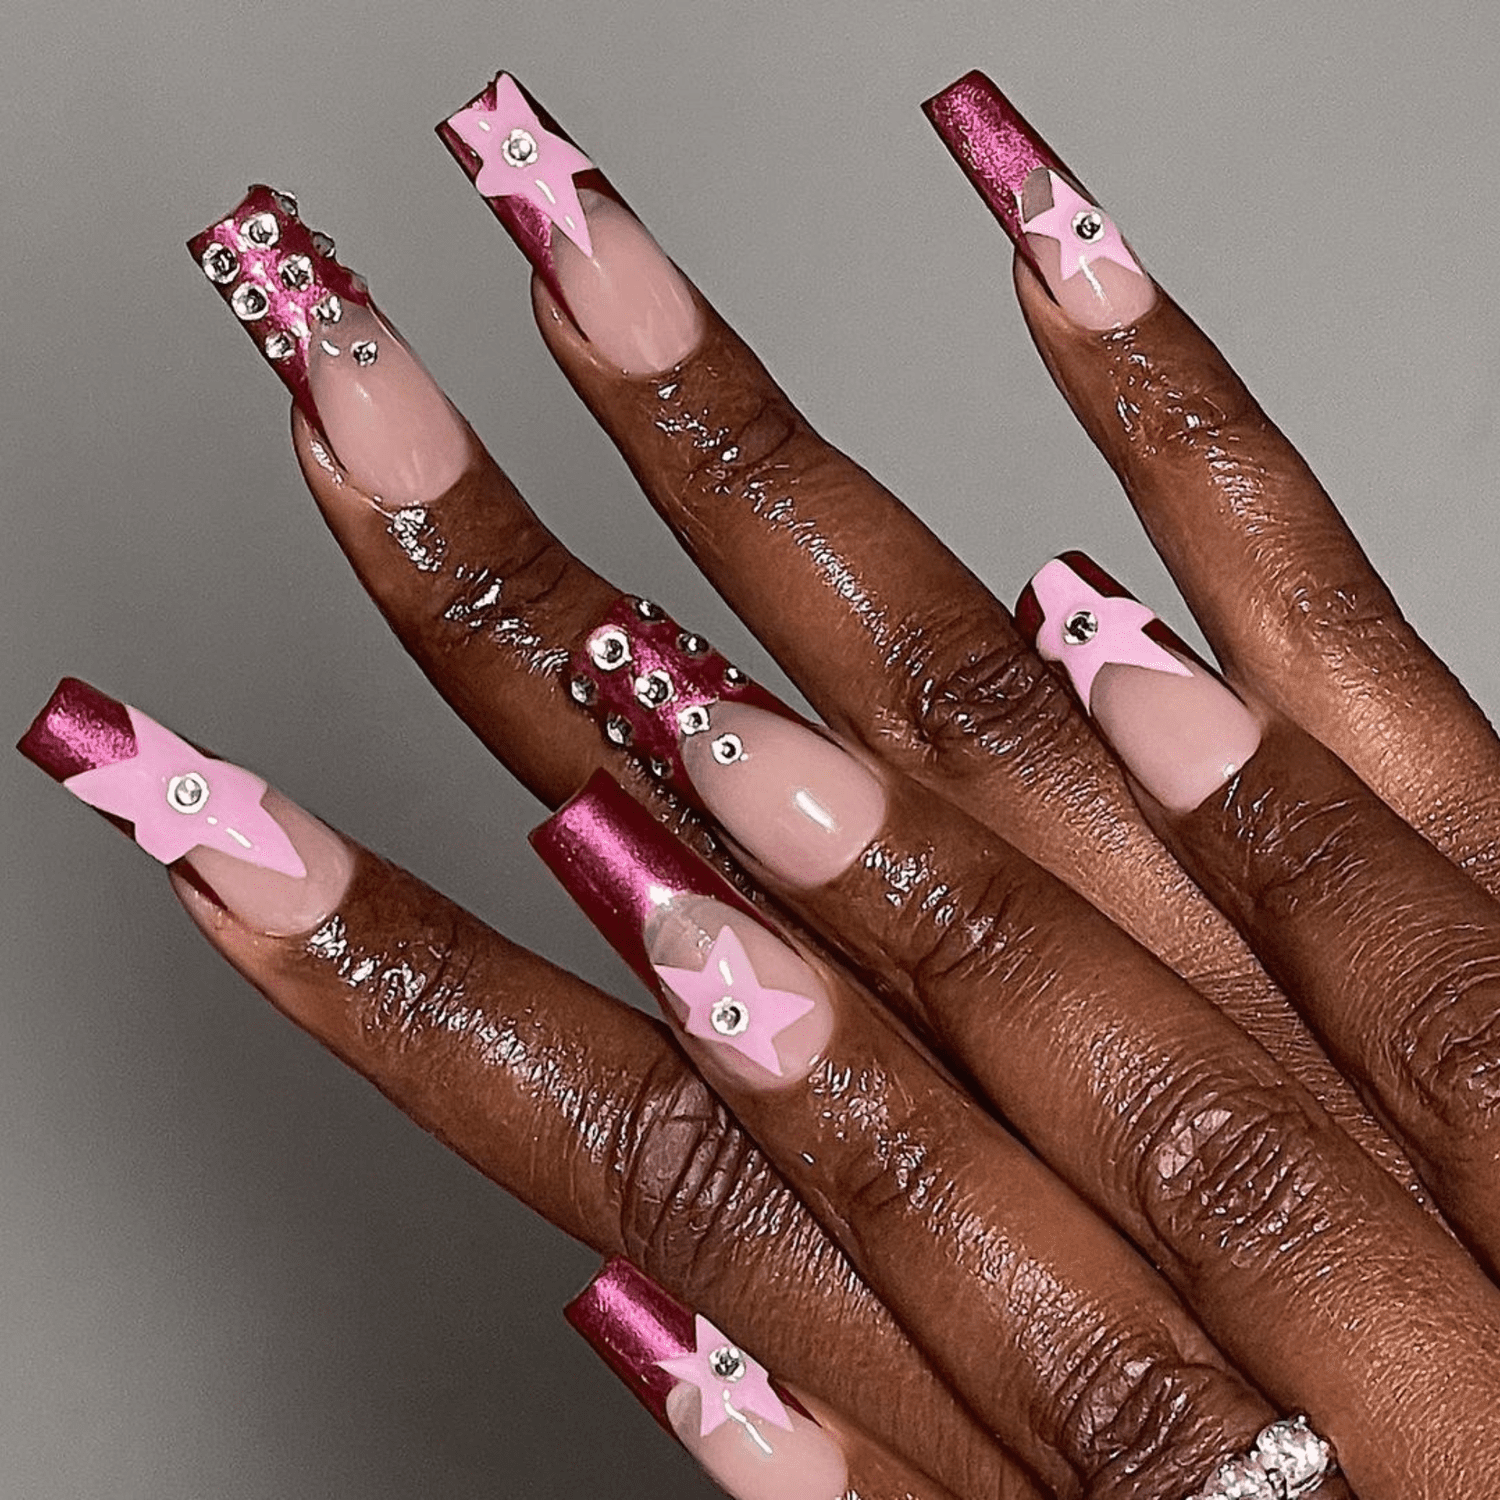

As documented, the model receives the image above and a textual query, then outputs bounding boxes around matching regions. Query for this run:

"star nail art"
[444,73,596,256]
[1030,557,1191,712]
[657,1315,794,1440]
[654,925,816,1076]
[1020,170,1140,283]
[60,705,306,876]
[188,186,375,428]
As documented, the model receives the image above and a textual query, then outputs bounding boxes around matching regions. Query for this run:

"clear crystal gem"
[568,675,597,705]
[708,1345,746,1381]
[1072,209,1105,242]
[1199,1457,1278,1500]
[241,211,280,248]
[1062,609,1099,645]
[271,190,299,217]
[351,339,378,367]
[711,733,743,765]
[604,715,632,747]
[311,230,336,258]
[647,757,668,779]
[264,331,296,362]
[201,243,239,284]
[633,598,664,621]
[678,704,711,736]
[1255,1418,1332,1495]
[230,283,269,321]
[678,632,708,656]
[313,294,343,325]
[723,665,747,686]
[165,771,210,814]
[280,254,314,291]
[588,627,631,671]
[635,670,673,709]
[501,127,540,167]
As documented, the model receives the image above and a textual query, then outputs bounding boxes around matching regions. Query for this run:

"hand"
[17,55,1500,1500]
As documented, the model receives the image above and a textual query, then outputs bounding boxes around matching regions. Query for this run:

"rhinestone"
[351,339,378,367]
[632,598,665,621]
[1254,1418,1332,1495]
[604,715,633,748]
[568,675,597,706]
[724,665,747,686]
[677,632,708,656]
[678,704,711,736]
[279,254,314,291]
[1061,609,1098,645]
[707,1344,746,1381]
[241,211,280,248]
[501,126,540,168]
[311,230,336,258]
[263,331,296,362]
[230,283,269,322]
[1072,208,1105,242]
[647,757,668,779]
[313,294,343,325]
[165,771,210,814]
[271,189,299,217]
[200,243,240,284]
[711,732,743,765]
[634,669,674,709]
[588,627,631,672]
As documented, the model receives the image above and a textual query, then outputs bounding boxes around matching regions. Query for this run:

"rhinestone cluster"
[569,598,759,782]
[1188,1417,1334,1500]
[192,187,376,379]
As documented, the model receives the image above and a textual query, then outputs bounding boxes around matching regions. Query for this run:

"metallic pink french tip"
[564,1258,698,1433]
[188,186,375,429]
[437,71,619,321]
[568,596,794,787]
[18,677,305,878]
[923,72,1153,330]
[1015,552,1263,814]
[529,768,757,994]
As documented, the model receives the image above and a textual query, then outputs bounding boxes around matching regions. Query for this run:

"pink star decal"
[1032,559,1192,712]
[446,74,596,256]
[64,706,306,877]
[653,925,815,1076]
[657,1315,793,1439]
[1020,169,1140,283]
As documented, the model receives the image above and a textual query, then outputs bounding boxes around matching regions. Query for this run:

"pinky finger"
[569,1258,966,1500]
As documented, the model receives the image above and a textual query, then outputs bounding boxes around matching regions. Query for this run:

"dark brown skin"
[90,139,1500,1500]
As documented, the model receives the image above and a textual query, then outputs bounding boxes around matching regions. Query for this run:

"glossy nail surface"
[439,71,700,372]
[569,598,887,889]
[1016,555,1263,813]
[531,771,834,1087]
[923,71,1156,330]
[20,678,351,935]
[567,1259,850,1500]
[191,186,469,506]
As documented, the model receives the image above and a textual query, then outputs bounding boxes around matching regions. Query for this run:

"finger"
[536,774,1303,1500]
[419,77,1411,1187]
[921,71,1500,894]
[558,649,1500,1499]
[16,678,1034,1500]
[1017,552,1500,1261]
[568,1258,972,1500]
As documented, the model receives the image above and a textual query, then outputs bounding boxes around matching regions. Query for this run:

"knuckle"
[1054,1332,1249,1500]
[430,527,579,666]
[1110,335,1260,458]
[1263,557,1410,673]
[657,381,805,513]
[1390,974,1500,1133]
[894,611,1093,774]
[1128,1061,1331,1268]
[613,1052,784,1276]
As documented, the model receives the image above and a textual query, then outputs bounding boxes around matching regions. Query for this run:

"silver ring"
[1186,1416,1336,1499]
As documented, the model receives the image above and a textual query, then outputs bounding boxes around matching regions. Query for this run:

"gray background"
[3,0,1497,1495]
